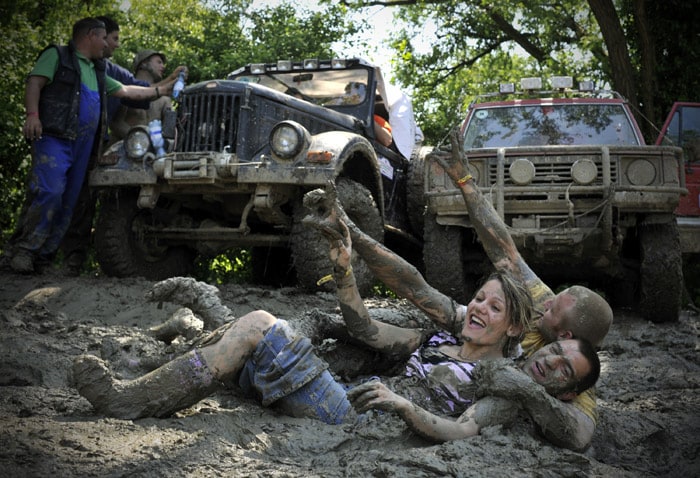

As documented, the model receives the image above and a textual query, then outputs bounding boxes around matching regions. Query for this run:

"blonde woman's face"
[461,279,517,350]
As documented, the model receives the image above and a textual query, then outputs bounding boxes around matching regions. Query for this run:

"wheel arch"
[311,131,385,220]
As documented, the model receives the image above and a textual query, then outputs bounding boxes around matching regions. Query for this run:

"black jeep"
[90,58,423,293]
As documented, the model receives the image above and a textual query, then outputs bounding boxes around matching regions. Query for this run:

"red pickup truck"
[423,78,686,322]
[656,102,700,254]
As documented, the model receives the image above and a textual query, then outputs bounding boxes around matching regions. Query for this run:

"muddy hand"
[347,380,405,414]
[301,184,346,243]
[430,129,469,184]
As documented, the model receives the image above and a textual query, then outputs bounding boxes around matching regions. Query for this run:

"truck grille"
[179,91,241,153]
[488,156,619,186]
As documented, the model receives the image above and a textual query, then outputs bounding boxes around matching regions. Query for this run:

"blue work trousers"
[11,84,100,259]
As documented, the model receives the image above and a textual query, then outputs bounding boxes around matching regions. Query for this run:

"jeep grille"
[180,91,241,153]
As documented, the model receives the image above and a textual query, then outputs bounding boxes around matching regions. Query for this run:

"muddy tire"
[423,215,471,303]
[291,178,384,296]
[94,191,195,280]
[638,220,682,322]
[406,146,431,237]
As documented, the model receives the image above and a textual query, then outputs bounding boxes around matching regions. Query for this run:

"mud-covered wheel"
[291,178,384,296]
[638,220,683,322]
[423,215,472,303]
[406,146,431,238]
[94,191,195,280]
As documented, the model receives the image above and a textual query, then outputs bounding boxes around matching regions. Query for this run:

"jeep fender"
[309,131,385,219]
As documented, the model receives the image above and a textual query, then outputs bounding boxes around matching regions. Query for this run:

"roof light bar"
[331,59,346,69]
[277,60,292,71]
[499,83,515,94]
[550,76,573,89]
[521,77,542,90]
[579,80,595,92]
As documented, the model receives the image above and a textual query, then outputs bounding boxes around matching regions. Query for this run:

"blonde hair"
[479,270,534,357]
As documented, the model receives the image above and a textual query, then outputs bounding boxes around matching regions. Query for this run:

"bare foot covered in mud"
[145,277,233,329]
[148,307,204,343]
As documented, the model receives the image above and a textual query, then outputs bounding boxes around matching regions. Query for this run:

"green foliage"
[193,249,252,285]
[0,0,358,260]
[378,0,610,145]
[371,281,398,299]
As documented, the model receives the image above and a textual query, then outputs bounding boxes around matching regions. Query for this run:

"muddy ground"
[0,268,698,477]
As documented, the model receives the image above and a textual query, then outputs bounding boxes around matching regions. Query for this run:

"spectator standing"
[59,16,185,275]
[2,17,173,274]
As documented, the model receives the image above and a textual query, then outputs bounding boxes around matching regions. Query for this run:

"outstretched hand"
[430,129,471,185]
[301,185,352,271]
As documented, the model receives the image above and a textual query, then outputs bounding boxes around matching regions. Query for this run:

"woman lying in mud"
[72,197,598,442]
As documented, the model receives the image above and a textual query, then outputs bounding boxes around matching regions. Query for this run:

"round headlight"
[626,159,656,186]
[270,121,309,159]
[125,127,152,159]
[509,158,536,185]
[571,158,598,185]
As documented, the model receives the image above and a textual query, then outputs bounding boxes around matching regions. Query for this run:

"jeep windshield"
[463,102,642,148]
[229,69,370,107]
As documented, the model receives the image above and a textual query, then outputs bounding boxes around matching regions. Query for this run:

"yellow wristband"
[456,174,473,186]
[316,267,352,286]
[316,274,334,286]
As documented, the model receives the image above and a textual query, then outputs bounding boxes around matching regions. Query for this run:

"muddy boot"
[149,307,204,343]
[72,349,219,419]
[9,249,35,273]
[145,277,232,329]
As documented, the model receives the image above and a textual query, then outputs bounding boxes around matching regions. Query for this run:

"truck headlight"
[626,159,656,185]
[571,158,598,185]
[270,121,309,159]
[509,158,536,185]
[125,127,152,160]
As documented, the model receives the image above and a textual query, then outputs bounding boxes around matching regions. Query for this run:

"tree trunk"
[588,0,639,121]
[633,0,657,141]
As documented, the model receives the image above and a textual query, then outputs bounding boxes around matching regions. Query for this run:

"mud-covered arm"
[431,132,541,288]
[348,381,519,442]
[338,209,461,332]
[475,359,595,451]
[328,221,426,355]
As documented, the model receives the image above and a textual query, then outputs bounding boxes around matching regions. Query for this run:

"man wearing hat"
[109,49,173,142]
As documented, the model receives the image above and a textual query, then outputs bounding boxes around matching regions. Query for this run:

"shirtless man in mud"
[312,133,612,451]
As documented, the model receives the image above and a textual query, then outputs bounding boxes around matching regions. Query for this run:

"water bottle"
[172,70,186,99]
[148,119,166,157]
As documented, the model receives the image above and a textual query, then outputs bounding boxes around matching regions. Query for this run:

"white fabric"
[375,68,423,159]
